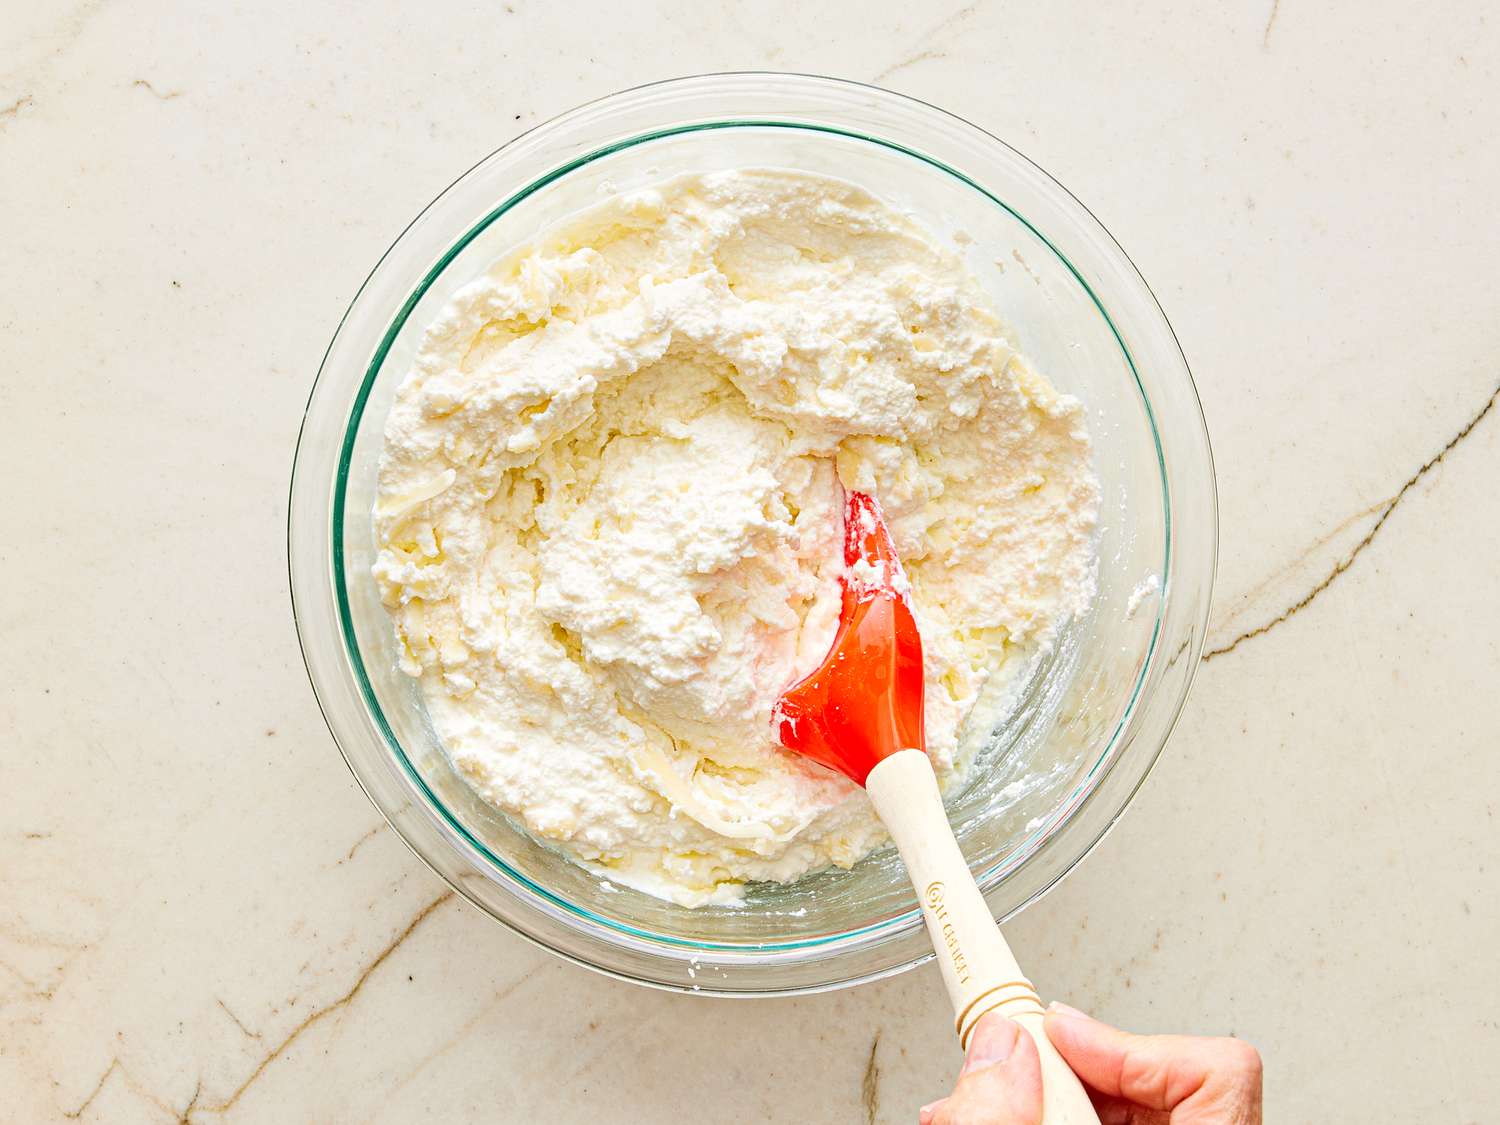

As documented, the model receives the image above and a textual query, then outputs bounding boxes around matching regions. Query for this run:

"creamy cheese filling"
[373,170,1098,906]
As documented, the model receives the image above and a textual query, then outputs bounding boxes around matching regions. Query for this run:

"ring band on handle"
[866,749,1099,1125]
[956,979,1045,1047]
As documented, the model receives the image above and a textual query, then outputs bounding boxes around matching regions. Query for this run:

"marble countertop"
[3,1,1497,1120]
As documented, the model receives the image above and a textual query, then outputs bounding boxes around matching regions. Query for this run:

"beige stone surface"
[2,1,1497,1120]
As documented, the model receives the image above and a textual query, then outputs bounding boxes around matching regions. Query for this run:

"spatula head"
[773,491,925,787]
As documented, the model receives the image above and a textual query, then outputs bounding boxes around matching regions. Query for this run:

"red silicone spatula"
[776,492,1099,1125]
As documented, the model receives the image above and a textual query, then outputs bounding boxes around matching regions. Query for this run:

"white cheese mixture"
[373,170,1098,906]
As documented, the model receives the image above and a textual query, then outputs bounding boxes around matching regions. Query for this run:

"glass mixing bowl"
[289,73,1216,995]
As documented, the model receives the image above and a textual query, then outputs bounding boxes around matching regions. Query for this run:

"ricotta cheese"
[373,170,1098,906]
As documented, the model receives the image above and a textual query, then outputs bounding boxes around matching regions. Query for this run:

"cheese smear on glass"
[373,170,1098,906]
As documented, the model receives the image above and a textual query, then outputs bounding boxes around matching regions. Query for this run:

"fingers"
[1087,1094,1171,1125]
[921,1014,1044,1125]
[1044,1004,1263,1123]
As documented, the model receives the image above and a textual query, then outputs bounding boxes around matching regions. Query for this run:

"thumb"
[926,1014,1044,1125]
[1044,1004,1263,1122]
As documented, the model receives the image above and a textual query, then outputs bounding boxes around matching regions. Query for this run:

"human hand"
[918,1005,1262,1125]
[918,1011,1043,1125]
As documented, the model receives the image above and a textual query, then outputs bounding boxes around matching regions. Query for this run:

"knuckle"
[1218,1037,1264,1079]
[1120,1047,1172,1103]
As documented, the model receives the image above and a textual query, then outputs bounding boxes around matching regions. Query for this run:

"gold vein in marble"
[862,1030,882,1125]
[198,891,453,1116]
[1206,377,1500,660]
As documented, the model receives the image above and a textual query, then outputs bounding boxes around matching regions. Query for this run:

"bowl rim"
[289,70,1218,994]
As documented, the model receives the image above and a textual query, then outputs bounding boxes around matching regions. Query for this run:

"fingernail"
[1048,1000,1092,1020]
[917,1099,944,1124]
[961,1014,1020,1075]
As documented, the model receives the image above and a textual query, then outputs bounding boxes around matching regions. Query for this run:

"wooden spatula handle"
[866,749,1099,1125]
